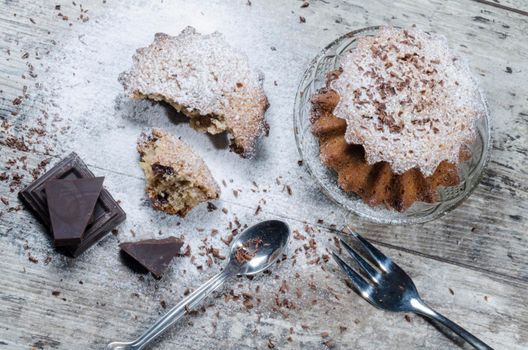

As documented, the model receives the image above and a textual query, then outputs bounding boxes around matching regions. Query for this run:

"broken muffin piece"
[137,128,220,216]
[120,26,269,158]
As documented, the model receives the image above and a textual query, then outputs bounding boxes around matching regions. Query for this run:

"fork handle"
[411,298,494,350]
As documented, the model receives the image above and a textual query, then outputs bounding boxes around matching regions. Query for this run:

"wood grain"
[1,0,527,349]
[471,0,528,16]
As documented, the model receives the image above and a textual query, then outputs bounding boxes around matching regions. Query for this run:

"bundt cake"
[310,26,484,212]
[311,83,464,211]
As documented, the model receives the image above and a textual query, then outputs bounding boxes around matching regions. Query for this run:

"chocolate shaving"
[234,238,262,264]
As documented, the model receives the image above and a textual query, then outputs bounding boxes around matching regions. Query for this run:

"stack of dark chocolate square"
[19,152,126,257]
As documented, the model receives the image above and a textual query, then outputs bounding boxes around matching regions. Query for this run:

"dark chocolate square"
[18,152,126,257]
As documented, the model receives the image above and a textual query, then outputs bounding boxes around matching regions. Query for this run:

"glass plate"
[293,26,491,224]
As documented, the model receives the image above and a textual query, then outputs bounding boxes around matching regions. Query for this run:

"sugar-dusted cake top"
[120,26,268,158]
[330,26,485,175]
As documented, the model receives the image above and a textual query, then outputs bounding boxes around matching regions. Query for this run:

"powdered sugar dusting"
[331,27,485,176]
[119,26,269,158]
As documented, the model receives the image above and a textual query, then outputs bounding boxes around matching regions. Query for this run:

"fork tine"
[347,231,391,272]
[340,239,379,283]
[331,252,371,295]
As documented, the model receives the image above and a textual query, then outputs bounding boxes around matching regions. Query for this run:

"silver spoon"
[107,220,290,350]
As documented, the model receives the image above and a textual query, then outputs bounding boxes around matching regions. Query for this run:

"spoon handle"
[130,266,237,350]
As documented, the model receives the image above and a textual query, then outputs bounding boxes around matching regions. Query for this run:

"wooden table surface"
[1,1,527,349]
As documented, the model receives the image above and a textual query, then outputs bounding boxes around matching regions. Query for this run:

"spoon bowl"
[229,220,290,275]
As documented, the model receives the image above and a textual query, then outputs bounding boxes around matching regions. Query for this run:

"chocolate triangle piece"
[19,152,125,257]
[45,177,104,247]
[119,237,184,278]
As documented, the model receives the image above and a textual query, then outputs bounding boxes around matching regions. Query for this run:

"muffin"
[137,128,220,216]
[120,26,269,158]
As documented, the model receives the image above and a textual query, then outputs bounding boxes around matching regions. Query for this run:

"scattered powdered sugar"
[331,26,486,176]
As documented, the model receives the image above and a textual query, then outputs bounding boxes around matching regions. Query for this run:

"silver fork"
[332,230,493,350]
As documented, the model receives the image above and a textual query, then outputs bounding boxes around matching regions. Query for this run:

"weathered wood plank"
[1,0,527,349]
[1,183,526,349]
